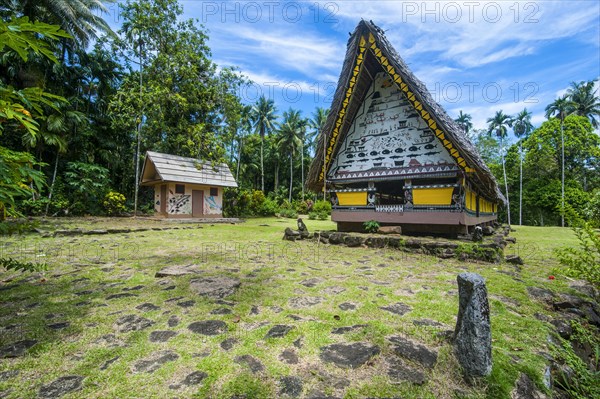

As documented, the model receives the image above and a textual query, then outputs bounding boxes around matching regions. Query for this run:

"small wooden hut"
[306,20,505,235]
[140,151,237,218]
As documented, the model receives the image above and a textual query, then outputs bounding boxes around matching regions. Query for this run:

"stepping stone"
[279,349,299,364]
[177,300,195,308]
[265,325,294,339]
[182,371,208,386]
[331,324,368,334]
[0,370,19,381]
[113,315,155,333]
[47,322,69,330]
[133,350,179,373]
[319,342,380,369]
[250,306,260,315]
[234,355,264,373]
[338,302,356,311]
[526,286,555,303]
[387,358,427,385]
[279,376,303,397]
[38,376,84,398]
[322,286,346,295]
[165,296,185,303]
[106,293,137,300]
[94,334,126,348]
[412,319,445,328]
[155,265,200,277]
[0,339,37,358]
[210,307,232,315]
[149,330,177,343]
[388,336,438,369]
[293,338,303,348]
[300,278,323,287]
[99,356,120,370]
[215,299,235,306]
[188,320,227,336]
[288,296,323,308]
[168,315,180,327]
[122,285,144,291]
[136,303,160,312]
[220,338,238,351]
[74,290,94,296]
[380,302,412,316]
[190,276,240,299]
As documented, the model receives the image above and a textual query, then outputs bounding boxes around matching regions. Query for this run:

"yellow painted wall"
[337,191,367,206]
[412,187,453,206]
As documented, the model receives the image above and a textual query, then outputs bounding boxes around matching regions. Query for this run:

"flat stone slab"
[388,335,438,369]
[220,338,238,350]
[322,286,346,295]
[265,325,294,339]
[155,264,201,278]
[331,324,368,334]
[133,350,179,373]
[299,278,323,287]
[182,371,208,386]
[47,322,69,330]
[168,315,180,327]
[380,302,412,316]
[136,303,160,311]
[288,296,323,308]
[234,355,264,373]
[188,320,227,336]
[149,330,178,343]
[106,293,137,300]
[0,339,37,358]
[38,375,84,398]
[279,376,303,397]
[94,334,126,348]
[190,276,241,299]
[319,342,380,369]
[387,358,427,385]
[99,356,120,370]
[279,349,299,364]
[113,315,155,333]
[412,319,445,328]
[338,302,356,311]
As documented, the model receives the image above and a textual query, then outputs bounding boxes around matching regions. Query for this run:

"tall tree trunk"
[560,119,565,227]
[260,136,264,192]
[45,152,60,216]
[301,140,304,200]
[519,143,522,225]
[236,136,242,182]
[289,153,293,203]
[501,137,511,226]
[274,161,279,192]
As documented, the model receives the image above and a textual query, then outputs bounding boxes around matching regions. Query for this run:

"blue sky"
[106,1,600,139]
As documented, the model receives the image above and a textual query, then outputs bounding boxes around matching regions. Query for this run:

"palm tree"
[487,110,513,225]
[567,80,600,128]
[455,110,473,136]
[236,105,252,182]
[309,107,330,199]
[545,95,575,227]
[512,108,533,225]
[14,0,114,52]
[282,109,308,199]
[250,95,277,192]
[277,120,302,202]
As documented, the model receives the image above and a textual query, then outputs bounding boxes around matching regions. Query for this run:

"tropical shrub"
[363,220,380,233]
[103,191,127,215]
[312,200,332,216]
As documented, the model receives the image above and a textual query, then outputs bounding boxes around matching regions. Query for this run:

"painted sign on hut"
[307,20,505,235]
[140,151,237,218]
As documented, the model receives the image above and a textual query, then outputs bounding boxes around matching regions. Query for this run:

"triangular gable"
[307,20,504,203]
[327,71,459,181]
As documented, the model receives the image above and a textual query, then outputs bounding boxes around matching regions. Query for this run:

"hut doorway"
[192,190,204,217]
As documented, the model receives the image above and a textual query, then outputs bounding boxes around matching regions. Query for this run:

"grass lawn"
[0,217,582,398]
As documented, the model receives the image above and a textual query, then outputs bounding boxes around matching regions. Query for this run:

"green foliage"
[20,198,69,216]
[278,207,298,219]
[0,257,47,273]
[308,210,328,220]
[259,198,279,216]
[363,220,380,233]
[103,191,127,215]
[64,162,109,215]
[583,189,600,227]
[0,146,46,220]
[0,218,40,235]
[312,200,332,215]
[551,321,600,399]
[555,208,600,289]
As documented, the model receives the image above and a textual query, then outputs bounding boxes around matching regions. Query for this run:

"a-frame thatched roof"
[307,20,505,203]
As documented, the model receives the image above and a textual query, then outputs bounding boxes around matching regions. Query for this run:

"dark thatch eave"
[306,19,505,204]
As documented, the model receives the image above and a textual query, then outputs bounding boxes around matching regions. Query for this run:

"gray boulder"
[454,272,492,377]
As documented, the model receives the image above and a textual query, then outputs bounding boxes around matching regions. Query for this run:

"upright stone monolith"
[454,272,492,377]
